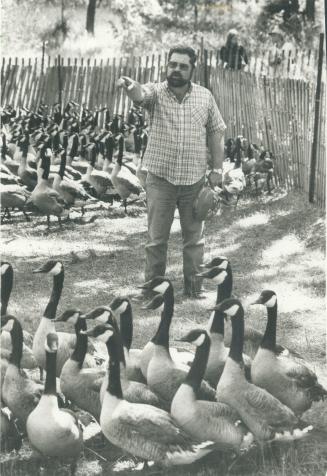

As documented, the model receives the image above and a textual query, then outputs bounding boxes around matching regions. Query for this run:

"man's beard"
[167,73,190,87]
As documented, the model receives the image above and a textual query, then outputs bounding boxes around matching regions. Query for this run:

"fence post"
[308,33,324,203]
[204,49,208,89]
[57,54,62,113]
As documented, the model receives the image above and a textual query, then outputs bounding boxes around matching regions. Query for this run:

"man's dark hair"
[168,45,197,67]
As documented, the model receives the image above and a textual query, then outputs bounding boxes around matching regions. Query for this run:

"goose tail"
[165,440,217,466]
[273,425,313,442]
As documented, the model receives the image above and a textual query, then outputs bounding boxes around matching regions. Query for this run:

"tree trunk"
[86,0,96,35]
[305,0,315,21]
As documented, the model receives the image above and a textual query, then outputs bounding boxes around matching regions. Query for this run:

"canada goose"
[29,146,69,228]
[250,290,327,415]
[90,324,217,466]
[171,328,254,452]
[32,260,96,377]
[1,184,31,222]
[17,133,38,191]
[199,257,299,359]
[55,309,105,422]
[81,143,112,198]
[108,296,147,383]
[139,277,216,402]
[1,262,37,369]
[27,332,83,475]
[0,315,44,427]
[85,312,169,409]
[214,298,312,442]
[197,264,252,385]
[110,134,143,213]
[52,149,95,212]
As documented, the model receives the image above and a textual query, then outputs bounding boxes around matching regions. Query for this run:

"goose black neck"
[229,310,244,364]
[151,287,174,349]
[119,306,133,351]
[9,320,23,368]
[44,271,64,320]
[59,152,66,178]
[107,334,124,399]
[210,310,225,336]
[44,351,57,395]
[71,319,87,368]
[41,155,50,180]
[260,304,277,351]
[216,264,233,305]
[185,335,210,392]
[1,267,13,316]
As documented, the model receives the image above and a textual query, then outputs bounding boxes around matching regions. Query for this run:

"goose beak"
[249,297,263,305]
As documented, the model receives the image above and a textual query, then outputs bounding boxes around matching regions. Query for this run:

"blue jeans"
[145,172,205,293]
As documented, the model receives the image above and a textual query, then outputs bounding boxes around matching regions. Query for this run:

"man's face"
[166,53,194,87]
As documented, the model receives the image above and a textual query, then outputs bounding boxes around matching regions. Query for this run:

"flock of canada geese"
[1,256,326,473]
[1,103,276,227]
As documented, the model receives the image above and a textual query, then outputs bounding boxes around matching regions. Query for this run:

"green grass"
[1,188,326,475]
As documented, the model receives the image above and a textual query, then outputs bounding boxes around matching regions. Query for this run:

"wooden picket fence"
[1,52,325,208]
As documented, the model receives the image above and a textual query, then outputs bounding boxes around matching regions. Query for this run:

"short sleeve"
[206,93,226,136]
[133,82,157,110]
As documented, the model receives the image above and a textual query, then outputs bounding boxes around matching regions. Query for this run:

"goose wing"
[243,384,297,428]
[113,403,190,444]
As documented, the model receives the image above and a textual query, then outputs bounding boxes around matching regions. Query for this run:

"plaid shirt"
[137,80,226,185]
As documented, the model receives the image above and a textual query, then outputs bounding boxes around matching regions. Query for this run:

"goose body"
[57,310,105,422]
[27,333,83,467]
[110,135,143,212]
[1,315,43,427]
[85,308,168,409]
[92,325,216,466]
[32,260,97,377]
[30,147,69,225]
[141,278,216,403]
[1,262,37,369]
[171,329,253,452]
[215,299,311,442]
[250,290,327,415]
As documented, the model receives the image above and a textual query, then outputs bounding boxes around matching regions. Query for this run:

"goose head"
[250,290,277,308]
[199,256,229,269]
[209,298,243,319]
[138,276,172,296]
[32,260,64,276]
[45,332,59,353]
[177,328,209,347]
[109,297,130,317]
[141,293,165,312]
[55,308,85,325]
[1,314,16,332]
[84,306,119,332]
[196,267,228,283]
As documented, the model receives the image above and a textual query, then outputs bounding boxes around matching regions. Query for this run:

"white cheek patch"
[44,343,57,353]
[114,301,128,314]
[1,264,10,275]
[218,260,228,270]
[1,320,14,333]
[193,334,206,347]
[265,295,277,308]
[156,302,164,313]
[207,311,215,331]
[49,262,63,275]
[225,304,239,316]
[96,311,110,323]
[98,329,113,342]
[213,270,227,284]
[153,281,170,294]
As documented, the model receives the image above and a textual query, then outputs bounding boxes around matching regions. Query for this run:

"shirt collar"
[164,80,193,103]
